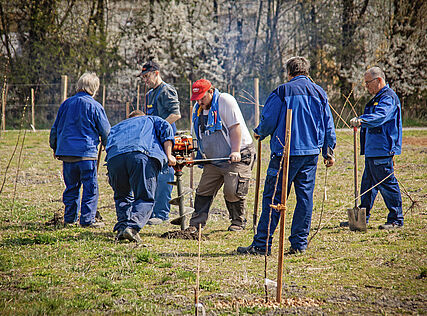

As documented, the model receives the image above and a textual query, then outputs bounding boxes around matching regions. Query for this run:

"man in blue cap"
[237,56,336,255]
[105,110,176,242]
[139,61,181,225]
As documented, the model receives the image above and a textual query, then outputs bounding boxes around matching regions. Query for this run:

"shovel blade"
[347,207,367,232]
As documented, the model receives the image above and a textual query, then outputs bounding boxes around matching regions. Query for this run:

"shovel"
[347,126,367,232]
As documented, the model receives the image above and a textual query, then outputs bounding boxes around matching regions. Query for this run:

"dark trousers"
[360,156,403,225]
[63,160,98,226]
[107,152,160,232]
[252,155,318,252]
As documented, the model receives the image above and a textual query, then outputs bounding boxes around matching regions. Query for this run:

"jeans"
[360,156,403,225]
[151,166,174,220]
[252,155,318,252]
[107,152,160,232]
[62,160,98,226]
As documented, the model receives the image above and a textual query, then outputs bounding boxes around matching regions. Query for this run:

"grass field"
[0,129,426,315]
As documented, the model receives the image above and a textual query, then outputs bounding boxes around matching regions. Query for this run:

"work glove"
[350,117,362,127]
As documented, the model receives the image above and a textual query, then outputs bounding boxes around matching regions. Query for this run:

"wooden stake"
[126,101,130,118]
[31,88,35,130]
[136,85,140,111]
[195,223,202,316]
[61,75,68,103]
[189,80,194,207]
[254,78,260,127]
[276,109,292,303]
[253,139,262,232]
[102,85,106,108]
[1,82,7,132]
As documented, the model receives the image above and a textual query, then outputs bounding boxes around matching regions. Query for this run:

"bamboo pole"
[102,85,106,108]
[31,88,35,130]
[61,75,68,103]
[276,109,292,303]
[254,78,260,127]
[136,85,140,111]
[195,223,202,316]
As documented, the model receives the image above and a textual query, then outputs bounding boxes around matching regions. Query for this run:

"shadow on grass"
[157,251,240,258]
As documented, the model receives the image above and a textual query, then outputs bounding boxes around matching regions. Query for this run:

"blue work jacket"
[359,85,402,157]
[105,115,175,169]
[254,75,336,159]
[49,92,111,158]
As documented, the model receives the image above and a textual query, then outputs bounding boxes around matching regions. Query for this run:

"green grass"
[0,129,426,314]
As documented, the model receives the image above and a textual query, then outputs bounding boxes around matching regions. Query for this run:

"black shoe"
[228,224,244,231]
[116,230,125,241]
[236,245,270,256]
[378,223,403,230]
[123,227,142,243]
[288,247,305,255]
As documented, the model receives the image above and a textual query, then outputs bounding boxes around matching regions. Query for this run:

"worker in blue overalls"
[237,56,336,255]
[349,66,403,230]
[139,61,181,225]
[105,110,176,242]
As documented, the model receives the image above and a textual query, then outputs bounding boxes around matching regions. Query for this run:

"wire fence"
[0,78,265,131]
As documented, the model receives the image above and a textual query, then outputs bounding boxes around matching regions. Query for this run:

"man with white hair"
[349,66,403,229]
[50,72,111,228]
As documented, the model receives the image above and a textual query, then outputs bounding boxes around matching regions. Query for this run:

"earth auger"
[169,133,230,230]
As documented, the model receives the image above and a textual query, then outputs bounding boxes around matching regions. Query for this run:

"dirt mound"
[160,230,209,240]
[45,211,63,226]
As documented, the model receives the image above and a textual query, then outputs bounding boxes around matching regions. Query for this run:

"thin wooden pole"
[353,126,359,207]
[276,109,292,303]
[254,78,260,127]
[253,139,262,232]
[136,85,140,111]
[31,88,35,130]
[102,85,106,108]
[61,75,68,103]
[1,82,7,132]
[195,223,202,316]
[189,79,194,207]
[126,101,130,118]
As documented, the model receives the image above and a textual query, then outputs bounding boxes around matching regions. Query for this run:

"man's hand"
[350,117,362,127]
[254,133,260,140]
[229,151,241,163]
[167,155,177,166]
[53,151,58,159]
[324,156,335,168]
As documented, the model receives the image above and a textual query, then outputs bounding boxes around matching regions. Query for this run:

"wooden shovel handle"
[353,126,359,207]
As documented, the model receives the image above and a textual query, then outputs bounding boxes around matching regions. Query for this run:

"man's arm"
[163,140,176,166]
[165,113,181,124]
[228,123,242,163]
[358,95,396,128]
[253,91,282,140]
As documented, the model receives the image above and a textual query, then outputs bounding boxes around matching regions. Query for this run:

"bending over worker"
[49,72,110,228]
[139,61,181,225]
[237,56,336,255]
[105,110,176,242]
[349,66,403,229]
[188,79,255,232]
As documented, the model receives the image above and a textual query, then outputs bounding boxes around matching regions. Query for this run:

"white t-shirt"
[196,92,253,149]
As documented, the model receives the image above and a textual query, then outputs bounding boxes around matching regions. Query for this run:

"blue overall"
[50,91,111,226]
[107,152,160,232]
[358,85,403,226]
[252,155,318,252]
[146,84,175,221]
[105,115,174,232]
[251,76,336,252]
